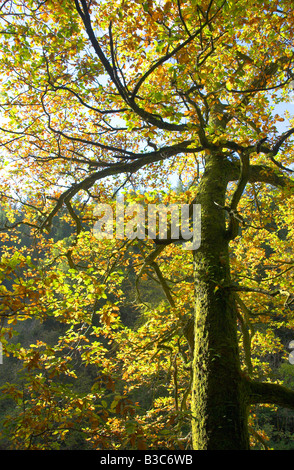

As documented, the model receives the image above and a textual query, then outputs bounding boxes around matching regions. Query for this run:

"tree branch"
[248,379,294,410]
[226,151,250,239]
[227,160,294,190]
[39,141,197,231]
[74,0,188,131]
[235,293,254,376]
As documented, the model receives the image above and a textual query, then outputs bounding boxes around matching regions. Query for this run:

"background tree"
[0,0,294,450]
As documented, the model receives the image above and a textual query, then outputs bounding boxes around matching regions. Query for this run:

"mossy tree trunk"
[191,153,250,450]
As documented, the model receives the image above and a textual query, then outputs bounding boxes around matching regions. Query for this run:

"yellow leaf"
[226,79,234,90]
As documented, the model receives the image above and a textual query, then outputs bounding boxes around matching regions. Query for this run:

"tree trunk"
[191,153,250,450]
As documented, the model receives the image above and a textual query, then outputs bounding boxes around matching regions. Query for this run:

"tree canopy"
[0,0,294,450]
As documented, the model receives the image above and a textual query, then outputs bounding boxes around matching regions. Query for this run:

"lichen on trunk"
[191,153,250,450]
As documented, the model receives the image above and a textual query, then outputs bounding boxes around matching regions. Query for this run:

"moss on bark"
[191,153,250,450]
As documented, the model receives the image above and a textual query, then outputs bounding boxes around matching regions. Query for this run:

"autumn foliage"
[0,0,294,450]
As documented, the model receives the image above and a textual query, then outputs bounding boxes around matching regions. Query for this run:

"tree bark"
[248,380,294,409]
[191,153,250,450]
